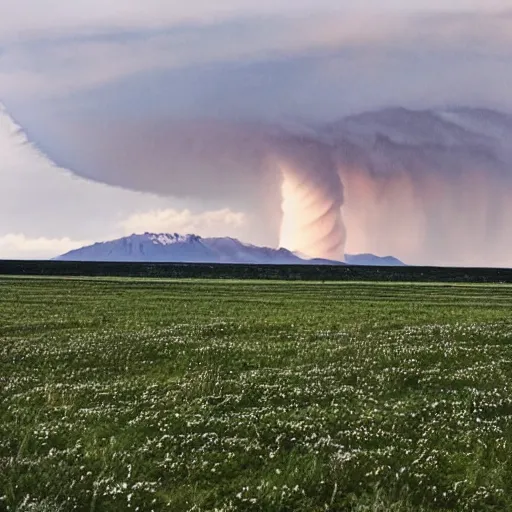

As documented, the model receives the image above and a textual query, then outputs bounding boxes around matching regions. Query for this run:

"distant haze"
[1,1,511,265]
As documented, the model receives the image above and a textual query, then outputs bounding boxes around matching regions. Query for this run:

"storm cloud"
[1,2,512,264]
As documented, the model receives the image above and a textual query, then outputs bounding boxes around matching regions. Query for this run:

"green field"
[2,277,512,511]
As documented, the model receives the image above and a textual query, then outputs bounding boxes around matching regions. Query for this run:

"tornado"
[272,136,345,261]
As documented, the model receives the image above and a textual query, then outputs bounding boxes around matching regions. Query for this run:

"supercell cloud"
[1,1,512,264]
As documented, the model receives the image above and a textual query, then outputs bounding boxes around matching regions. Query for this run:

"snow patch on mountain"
[148,233,199,245]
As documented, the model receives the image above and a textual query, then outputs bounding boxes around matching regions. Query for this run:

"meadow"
[2,277,512,511]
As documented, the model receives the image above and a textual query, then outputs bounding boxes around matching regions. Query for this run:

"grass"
[2,277,512,511]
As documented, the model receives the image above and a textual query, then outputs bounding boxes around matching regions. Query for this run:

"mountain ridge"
[55,232,404,266]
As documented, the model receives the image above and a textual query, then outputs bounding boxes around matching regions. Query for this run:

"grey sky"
[1,0,508,40]
[2,8,511,114]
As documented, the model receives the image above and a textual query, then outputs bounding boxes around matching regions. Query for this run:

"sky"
[0,0,511,261]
